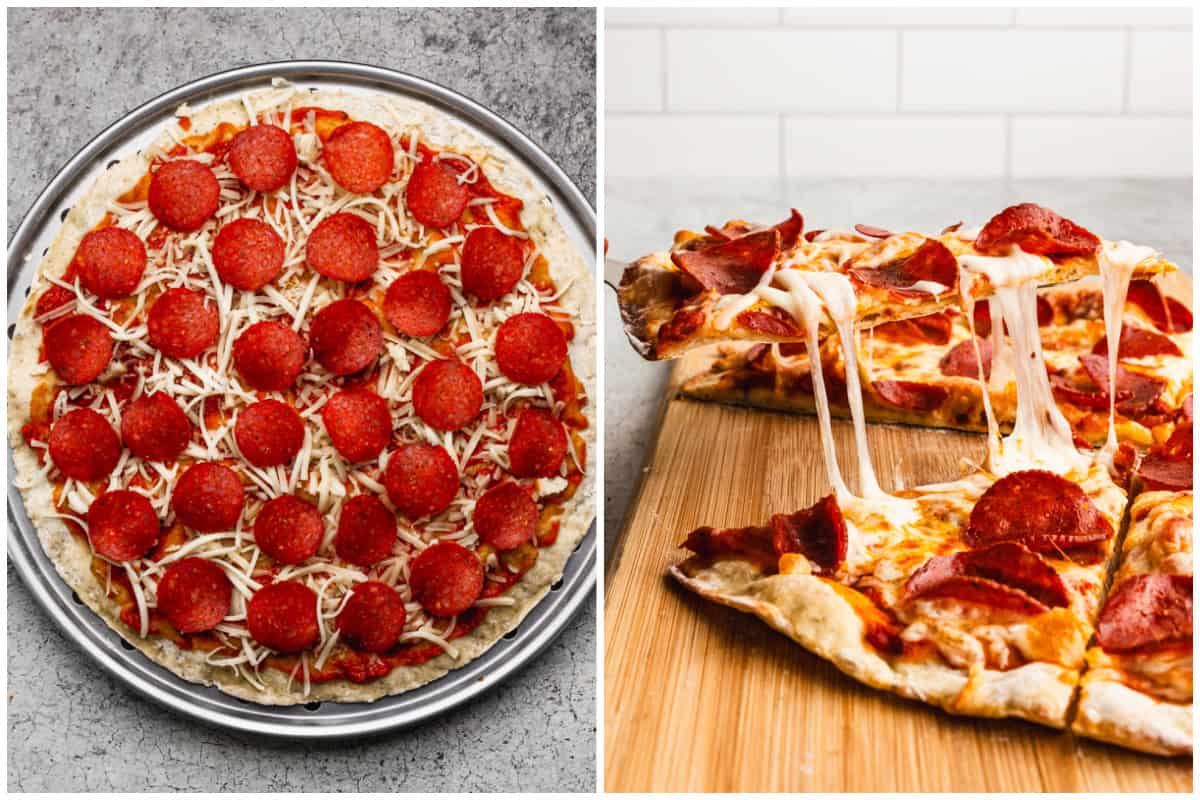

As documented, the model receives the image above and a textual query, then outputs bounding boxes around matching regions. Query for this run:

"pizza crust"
[8,84,596,705]
[669,558,1075,728]
[1072,675,1192,756]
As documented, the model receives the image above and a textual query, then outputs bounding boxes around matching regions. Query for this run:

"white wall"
[606,6,1192,178]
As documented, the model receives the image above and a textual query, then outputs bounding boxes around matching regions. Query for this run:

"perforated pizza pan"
[6,60,597,738]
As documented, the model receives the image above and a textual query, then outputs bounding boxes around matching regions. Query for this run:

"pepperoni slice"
[803,229,825,243]
[147,287,219,359]
[705,209,805,250]
[383,270,452,337]
[495,313,568,386]
[309,299,383,375]
[671,229,779,295]
[1078,354,1166,412]
[247,581,320,653]
[155,557,233,633]
[235,399,304,467]
[86,490,159,561]
[334,494,397,567]
[903,541,1070,614]
[253,495,324,565]
[874,311,954,345]
[337,581,407,653]
[1091,324,1182,359]
[48,408,121,481]
[854,224,893,239]
[737,309,800,337]
[973,295,1052,337]
[382,443,459,519]
[148,159,220,232]
[43,314,113,384]
[1096,574,1192,653]
[939,338,992,380]
[408,542,484,617]
[75,227,147,299]
[965,469,1113,553]
[1125,279,1192,333]
[974,203,1100,257]
[227,124,297,193]
[171,462,245,532]
[508,407,568,478]
[848,238,958,296]
[473,482,538,550]
[305,213,379,282]
[682,523,776,567]
[35,284,75,319]
[871,379,949,411]
[460,226,526,301]
[405,154,472,229]
[121,392,191,462]
[212,217,285,291]
[232,320,307,391]
[321,389,392,462]
[1138,452,1193,492]
[770,493,847,576]
[412,359,483,431]
[323,121,394,194]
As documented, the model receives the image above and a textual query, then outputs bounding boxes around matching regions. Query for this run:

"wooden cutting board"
[604,277,1193,793]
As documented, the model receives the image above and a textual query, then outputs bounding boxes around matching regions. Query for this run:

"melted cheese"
[1096,241,1156,460]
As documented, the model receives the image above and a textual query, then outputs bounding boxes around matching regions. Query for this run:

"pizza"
[617,204,1172,360]
[8,81,595,705]
[681,278,1193,449]
[615,202,1192,755]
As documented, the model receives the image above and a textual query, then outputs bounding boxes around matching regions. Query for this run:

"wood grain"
[604,275,1193,793]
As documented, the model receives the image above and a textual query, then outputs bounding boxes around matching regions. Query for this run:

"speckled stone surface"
[604,177,1192,565]
[7,7,596,793]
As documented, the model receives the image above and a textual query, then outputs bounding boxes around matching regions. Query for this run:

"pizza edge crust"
[668,558,1075,729]
[8,86,597,705]
[1072,674,1192,756]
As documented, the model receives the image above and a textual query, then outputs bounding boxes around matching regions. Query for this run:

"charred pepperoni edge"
[705,209,804,251]
[736,309,801,337]
[670,229,780,295]
[874,311,954,346]
[1078,353,1166,411]
[854,224,892,238]
[1125,279,1193,333]
[1091,324,1182,359]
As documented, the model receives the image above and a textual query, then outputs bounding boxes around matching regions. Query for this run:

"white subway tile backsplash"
[784,116,1006,177]
[606,30,663,112]
[1011,116,1191,176]
[1128,32,1192,112]
[782,8,1011,27]
[1014,7,1192,28]
[606,114,780,178]
[605,8,781,27]
[667,30,897,112]
[901,30,1125,112]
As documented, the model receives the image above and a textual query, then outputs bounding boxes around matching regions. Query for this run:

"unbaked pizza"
[9,81,595,704]
[617,203,1191,755]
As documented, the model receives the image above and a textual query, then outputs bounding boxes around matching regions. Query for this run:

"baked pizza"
[682,279,1192,449]
[616,202,1192,755]
[9,81,595,704]
[617,204,1172,360]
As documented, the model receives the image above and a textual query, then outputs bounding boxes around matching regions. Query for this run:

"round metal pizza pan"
[6,60,597,738]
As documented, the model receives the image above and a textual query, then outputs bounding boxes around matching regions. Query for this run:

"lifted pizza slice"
[618,204,1174,360]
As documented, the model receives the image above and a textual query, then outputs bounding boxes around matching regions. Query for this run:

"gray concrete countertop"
[604,177,1192,565]
[7,8,595,793]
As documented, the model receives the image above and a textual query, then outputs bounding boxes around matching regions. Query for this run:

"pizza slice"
[681,279,1193,448]
[618,203,1174,360]
[671,462,1128,728]
[1072,427,1193,755]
